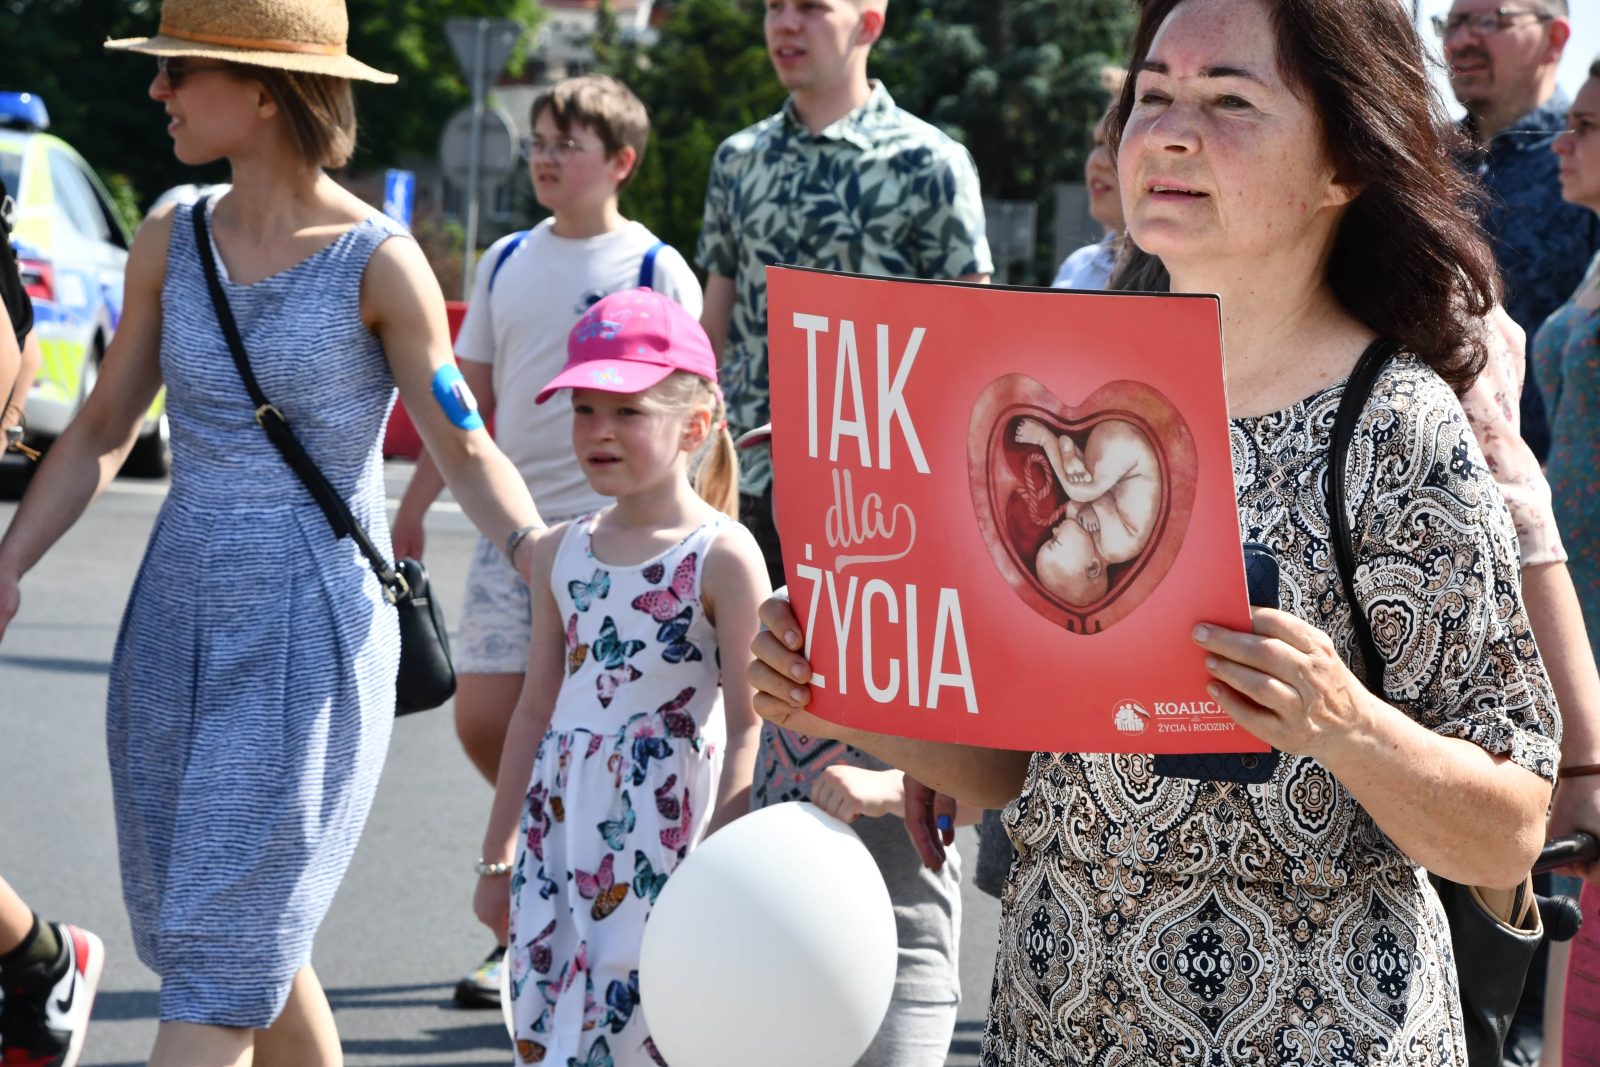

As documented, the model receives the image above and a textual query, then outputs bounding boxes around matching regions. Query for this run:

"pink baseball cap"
[535,287,717,404]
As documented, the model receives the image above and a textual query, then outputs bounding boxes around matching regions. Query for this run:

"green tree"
[599,0,1136,284]
[601,0,786,257]
[0,0,541,212]
[873,0,1137,282]
[0,0,177,207]
[346,0,543,177]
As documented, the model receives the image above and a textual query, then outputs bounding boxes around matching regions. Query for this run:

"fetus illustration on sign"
[968,374,1198,634]
[1014,416,1163,606]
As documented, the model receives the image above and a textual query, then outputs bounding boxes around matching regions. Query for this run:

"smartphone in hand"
[1152,542,1281,784]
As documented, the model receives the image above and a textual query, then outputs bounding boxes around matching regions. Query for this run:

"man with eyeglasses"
[1440,0,1598,463]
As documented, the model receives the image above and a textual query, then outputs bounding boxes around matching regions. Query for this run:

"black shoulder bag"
[192,197,455,715]
[1329,338,1541,1067]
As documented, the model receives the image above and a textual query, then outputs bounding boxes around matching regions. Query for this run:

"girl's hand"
[903,774,959,871]
[812,765,903,824]
[1193,606,1379,763]
[749,593,841,741]
[473,872,512,945]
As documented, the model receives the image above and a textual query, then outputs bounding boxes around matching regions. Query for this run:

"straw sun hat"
[105,0,397,84]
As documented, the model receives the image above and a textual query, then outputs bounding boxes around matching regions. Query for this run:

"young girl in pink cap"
[473,287,770,1066]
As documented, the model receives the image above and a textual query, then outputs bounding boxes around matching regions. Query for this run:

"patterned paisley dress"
[983,359,1560,1066]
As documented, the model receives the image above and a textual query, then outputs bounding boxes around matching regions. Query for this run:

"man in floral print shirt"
[697,0,992,587]
[698,5,990,1064]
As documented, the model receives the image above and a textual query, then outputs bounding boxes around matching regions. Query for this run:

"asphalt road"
[0,464,998,1066]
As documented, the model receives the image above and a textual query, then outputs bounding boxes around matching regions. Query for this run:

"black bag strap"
[191,195,402,599]
[1327,338,1401,698]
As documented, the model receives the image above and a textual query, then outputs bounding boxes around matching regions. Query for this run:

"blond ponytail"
[693,386,739,520]
[649,372,741,519]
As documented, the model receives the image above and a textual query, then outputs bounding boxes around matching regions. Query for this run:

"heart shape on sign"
[968,374,1198,634]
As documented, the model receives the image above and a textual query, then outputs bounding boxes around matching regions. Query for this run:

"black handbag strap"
[191,195,402,599]
[1327,337,1402,698]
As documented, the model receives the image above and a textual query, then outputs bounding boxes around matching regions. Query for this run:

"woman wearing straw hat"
[0,0,549,1063]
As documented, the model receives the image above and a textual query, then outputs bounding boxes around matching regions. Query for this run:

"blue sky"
[1415,1,1599,112]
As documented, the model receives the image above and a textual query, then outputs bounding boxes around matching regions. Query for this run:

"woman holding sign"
[748,0,1559,1063]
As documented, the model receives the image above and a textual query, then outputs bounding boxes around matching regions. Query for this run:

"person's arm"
[701,273,735,361]
[813,765,984,827]
[1463,308,1599,879]
[749,595,1032,809]
[1195,607,1551,889]
[917,141,994,285]
[695,143,738,360]
[901,775,985,870]
[1197,381,1559,889]
[472,529,564,944]
[1467,306,1567,567]
[391,358,497,560]
[0,209,170,640]
[362,238,543,578]
[1523,561,1600,883]
[1,332,40,438]
[702,525,771,835]
[0,319,18,426]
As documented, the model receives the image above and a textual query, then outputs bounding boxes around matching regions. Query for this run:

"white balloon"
[640,802,898,1067]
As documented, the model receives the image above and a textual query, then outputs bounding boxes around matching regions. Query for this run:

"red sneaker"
[0,924,104,1067]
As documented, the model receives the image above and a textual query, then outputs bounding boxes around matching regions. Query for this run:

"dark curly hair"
[1108,0,1499,394]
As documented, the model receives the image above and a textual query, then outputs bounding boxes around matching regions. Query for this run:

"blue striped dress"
[106,200,403,1026]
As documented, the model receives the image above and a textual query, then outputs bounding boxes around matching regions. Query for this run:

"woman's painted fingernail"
[1205,656,1219,671]
[790,687,806,703]
[1193,625,1211,642]
[936,814,953,833]
[784,630,801,649]
[790,662,807,680]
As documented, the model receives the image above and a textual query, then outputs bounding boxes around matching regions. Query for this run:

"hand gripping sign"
[765,266,1261,754]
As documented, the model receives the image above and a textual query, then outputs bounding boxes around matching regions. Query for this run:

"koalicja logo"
[1113,700,1150,733]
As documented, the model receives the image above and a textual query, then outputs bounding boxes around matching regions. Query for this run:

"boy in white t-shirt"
[391,74,702,1008]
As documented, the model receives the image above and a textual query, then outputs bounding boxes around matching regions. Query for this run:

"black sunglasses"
[156,56,232,89]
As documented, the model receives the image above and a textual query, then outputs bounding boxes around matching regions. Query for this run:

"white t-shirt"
[457,219,703,520]
[1051,234,1116,291]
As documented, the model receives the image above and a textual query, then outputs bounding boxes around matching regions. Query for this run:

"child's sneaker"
[453,944,505,1009]
[0,923,104,1067]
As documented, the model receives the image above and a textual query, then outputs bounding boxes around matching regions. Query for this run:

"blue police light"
[0,93,50,132]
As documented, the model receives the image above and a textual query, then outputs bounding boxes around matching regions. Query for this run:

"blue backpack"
[487,230,667,294]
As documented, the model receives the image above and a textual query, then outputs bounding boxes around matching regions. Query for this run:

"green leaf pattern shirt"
[697,83,993,494]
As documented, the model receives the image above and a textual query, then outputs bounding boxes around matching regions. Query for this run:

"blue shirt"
[1461,91,1600,459]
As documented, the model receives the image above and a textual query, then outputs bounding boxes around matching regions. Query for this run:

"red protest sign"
[765,266,1260,754]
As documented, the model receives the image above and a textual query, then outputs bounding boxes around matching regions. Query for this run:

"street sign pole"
[443,15,522,299]
[463,18,487,301]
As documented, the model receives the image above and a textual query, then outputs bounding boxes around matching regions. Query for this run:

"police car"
[1,90,168,476]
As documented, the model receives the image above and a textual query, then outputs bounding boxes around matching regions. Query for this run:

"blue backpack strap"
[637,240,666,290]
[488,230,530,292]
